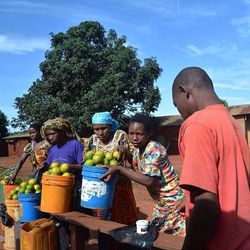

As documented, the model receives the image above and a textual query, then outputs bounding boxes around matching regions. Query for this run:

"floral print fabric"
[132,140,186,236]
[84,129,130,153]
[24,140,50,169]
[84,129,138,225]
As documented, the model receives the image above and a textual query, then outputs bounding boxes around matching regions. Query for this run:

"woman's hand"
[99,165,121,182]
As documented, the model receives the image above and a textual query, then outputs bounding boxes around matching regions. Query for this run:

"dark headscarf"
[40,118,76,140]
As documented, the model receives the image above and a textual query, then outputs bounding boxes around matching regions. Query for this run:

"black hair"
[29,123,42,132]
[128,113,159,133]
[173,66,214,91]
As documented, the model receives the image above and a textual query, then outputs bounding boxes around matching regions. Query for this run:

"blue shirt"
[46,139,84,165]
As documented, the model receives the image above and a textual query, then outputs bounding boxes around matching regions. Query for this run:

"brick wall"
[0,142,8,156]
[152,126,180,155]
[7,138,30,157]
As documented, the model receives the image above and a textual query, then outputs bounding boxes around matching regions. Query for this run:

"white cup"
[136,220,149,234]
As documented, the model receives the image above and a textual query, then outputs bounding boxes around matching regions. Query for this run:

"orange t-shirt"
[179,104,250,250]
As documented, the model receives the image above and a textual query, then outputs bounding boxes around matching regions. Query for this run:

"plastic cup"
[136,220,149,234]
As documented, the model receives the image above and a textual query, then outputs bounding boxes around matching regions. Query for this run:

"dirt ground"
[0,155,183,249]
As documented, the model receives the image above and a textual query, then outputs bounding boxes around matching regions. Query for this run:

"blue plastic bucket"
[18,193,42,222]
[81,165,116,209]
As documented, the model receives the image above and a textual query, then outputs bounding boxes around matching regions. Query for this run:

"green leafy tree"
[220,99,229,107]
[0,111,8,139]
[12,21,161,135]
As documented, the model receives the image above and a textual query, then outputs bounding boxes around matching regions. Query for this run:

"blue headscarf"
[92,112,119,133]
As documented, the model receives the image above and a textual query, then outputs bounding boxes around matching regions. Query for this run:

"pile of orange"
[8,178,41,200]
[84,150,120,166]
[43,162,74,177]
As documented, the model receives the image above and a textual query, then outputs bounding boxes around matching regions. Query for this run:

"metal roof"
[228,104,250,116]
[158,104,250,127]
[158,115,183,127]
[3,132,29,139]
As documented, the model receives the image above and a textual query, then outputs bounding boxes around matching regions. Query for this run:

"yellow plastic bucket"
[4,200,20,250]
[20,218,58,250]
[40,175,75,213]
[5,199,20,222]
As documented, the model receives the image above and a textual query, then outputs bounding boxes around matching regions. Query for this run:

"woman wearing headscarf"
[84,111,138,225]
[41,117,92,249]
[8,123,51,184]
[41,117,87,212]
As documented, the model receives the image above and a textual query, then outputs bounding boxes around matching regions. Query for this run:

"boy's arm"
[8,152,29,184]
[182,188,219,250]
[69,164,83,171]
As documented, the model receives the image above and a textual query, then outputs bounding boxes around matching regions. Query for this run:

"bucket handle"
[33,218,51,227]
[20,197,40,201]
[43,180,73,186]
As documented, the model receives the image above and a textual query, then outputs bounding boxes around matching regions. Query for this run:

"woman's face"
[128,122,151,149]
[29,128,40,141]
[93,124,112,143]
[45,129,63,145]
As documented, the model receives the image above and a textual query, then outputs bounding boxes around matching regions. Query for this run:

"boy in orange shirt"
[172,66,250,250]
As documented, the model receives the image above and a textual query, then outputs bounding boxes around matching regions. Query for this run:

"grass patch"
[0,164,16,179]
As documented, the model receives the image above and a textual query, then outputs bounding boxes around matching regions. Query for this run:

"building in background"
[153,104,250,155]
[1,132,29,157]
[153,115,183,155]
[228,104,250,145]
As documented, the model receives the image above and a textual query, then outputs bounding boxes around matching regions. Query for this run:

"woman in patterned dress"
[8,123,50,184]
[101,113,186,236]
[84,111,138,225]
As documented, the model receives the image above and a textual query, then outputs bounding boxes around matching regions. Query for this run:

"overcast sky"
[0,0,250,131]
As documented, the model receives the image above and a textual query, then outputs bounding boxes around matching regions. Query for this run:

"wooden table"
[52,211,184,250]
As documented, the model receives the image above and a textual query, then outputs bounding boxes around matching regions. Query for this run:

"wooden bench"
[52,211,184,250]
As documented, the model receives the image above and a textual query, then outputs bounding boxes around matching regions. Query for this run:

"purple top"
[46,139,84,165]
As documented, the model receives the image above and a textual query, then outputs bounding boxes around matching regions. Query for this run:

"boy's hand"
[7,174,16,184]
